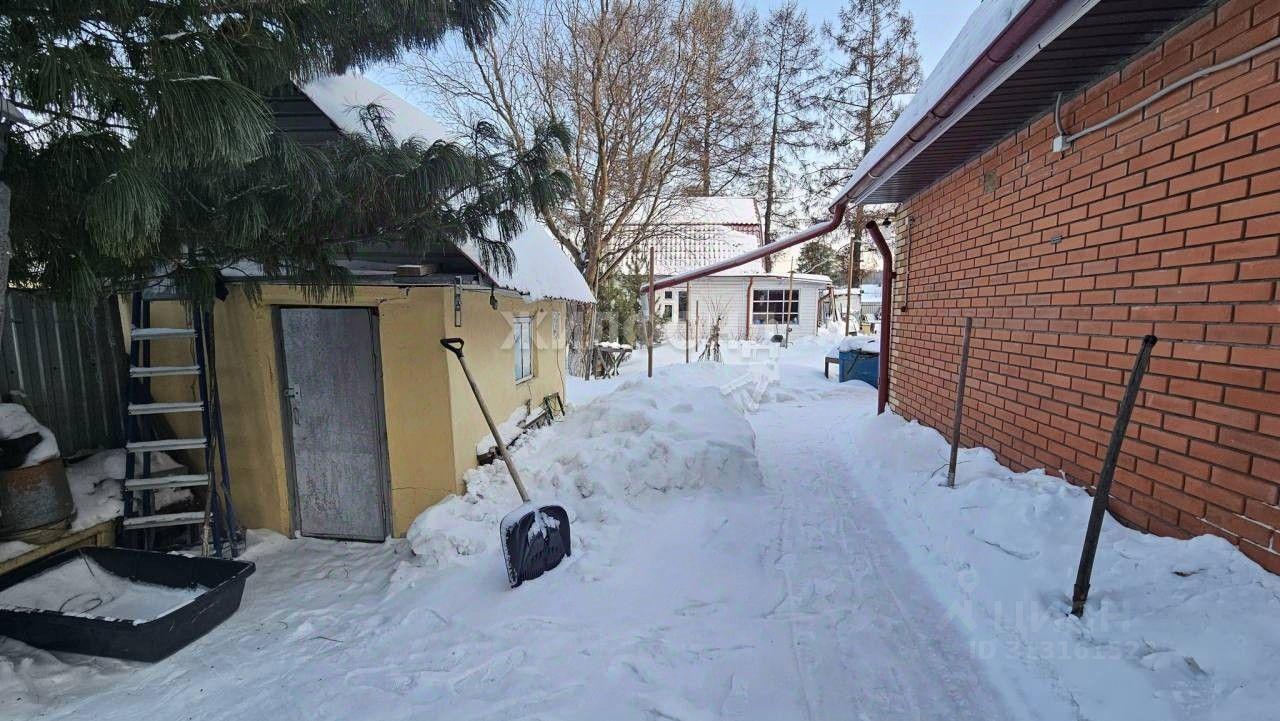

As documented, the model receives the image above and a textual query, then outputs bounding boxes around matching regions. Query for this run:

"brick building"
[829,0,1280,570]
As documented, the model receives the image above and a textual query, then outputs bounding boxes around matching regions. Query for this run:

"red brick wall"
[892,0,1280,572]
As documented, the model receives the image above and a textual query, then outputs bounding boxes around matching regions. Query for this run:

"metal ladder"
[123,290,239,557]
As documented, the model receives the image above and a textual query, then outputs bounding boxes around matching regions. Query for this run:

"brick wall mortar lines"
[892,0,1280,573]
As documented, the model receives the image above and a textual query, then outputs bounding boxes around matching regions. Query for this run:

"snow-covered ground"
[2,332,1277,720]
[0,449,185,564]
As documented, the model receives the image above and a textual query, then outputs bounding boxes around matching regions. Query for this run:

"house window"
[677,290,688,321]
[752,289,799,325]
[513,316,534,382]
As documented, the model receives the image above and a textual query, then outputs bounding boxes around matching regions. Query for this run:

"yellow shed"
[139,234,591,541]
[129,73,594,541]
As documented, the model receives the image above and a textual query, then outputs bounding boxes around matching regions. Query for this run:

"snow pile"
[0,555,205,623]
[0,403,58,468]
[830,334,880,357]
[64,449,185,530]
[474,406,529,457]
[846,412,1280,721]
[409,362,764,575]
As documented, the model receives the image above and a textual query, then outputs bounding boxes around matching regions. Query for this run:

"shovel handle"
[441,335,531,503]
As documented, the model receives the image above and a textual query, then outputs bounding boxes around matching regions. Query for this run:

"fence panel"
[0,292,126,454]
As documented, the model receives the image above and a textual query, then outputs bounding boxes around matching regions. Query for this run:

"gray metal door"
[278,308,390,541]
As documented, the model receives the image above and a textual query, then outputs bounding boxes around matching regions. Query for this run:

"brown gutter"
[642,0,1072,296]
[864,221,895,415]
[643,202,850,294]
[830,0,1072,210]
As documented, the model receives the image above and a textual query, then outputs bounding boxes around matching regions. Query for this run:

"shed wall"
[147,285,567,537]
[657,277,829,345]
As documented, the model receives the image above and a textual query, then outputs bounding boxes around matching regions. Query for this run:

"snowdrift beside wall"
[407,363,764,574]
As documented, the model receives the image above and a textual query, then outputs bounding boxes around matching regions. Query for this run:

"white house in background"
[639,197,832,343]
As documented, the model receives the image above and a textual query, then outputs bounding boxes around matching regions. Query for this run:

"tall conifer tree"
[0,1,570,323]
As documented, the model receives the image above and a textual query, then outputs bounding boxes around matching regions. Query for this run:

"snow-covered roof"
[648,225,765,276]
[830,0,1034,206]
[643,225,830,286]
[298,73,593,303]
[300,72,450,146]
[456,218,594,303]
[665,197,761,226]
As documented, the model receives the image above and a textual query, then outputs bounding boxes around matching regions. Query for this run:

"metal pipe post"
[946,317,974,488]
[1070,334,1158,617]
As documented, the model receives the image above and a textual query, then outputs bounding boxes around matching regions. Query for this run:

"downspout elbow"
[865,221,893,416]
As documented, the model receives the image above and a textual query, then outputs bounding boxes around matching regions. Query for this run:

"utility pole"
[843,222,863,335]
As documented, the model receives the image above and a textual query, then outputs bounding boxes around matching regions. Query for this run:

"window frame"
[513,315,534,383]
[751,288,799,325]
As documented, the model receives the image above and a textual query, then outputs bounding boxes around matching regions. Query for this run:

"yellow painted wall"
[139,284,568,538]
[441,291,569,490]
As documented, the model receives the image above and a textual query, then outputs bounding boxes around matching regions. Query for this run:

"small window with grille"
[751,289,799,325]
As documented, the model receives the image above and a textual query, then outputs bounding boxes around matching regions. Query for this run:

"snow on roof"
[831,0,1034,206]
[299,72,450,146]
[648,225,766,276]
[642,225,830,285]
[665,197,761,226]
[455,217,594,303]
[298,73,593,303]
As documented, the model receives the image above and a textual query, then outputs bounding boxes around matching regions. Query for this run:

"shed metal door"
[278,308,389,541]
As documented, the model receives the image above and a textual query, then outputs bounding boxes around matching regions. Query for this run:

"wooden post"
[695,300,700,357]
[744,277,755,340]
[684,282,691,363]
[843,235,859,336]
[946,317,974,488]
[1071,334,1158,617]
[647,246,655,378]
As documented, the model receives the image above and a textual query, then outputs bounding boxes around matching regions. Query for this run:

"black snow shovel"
[441,338,570,588]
